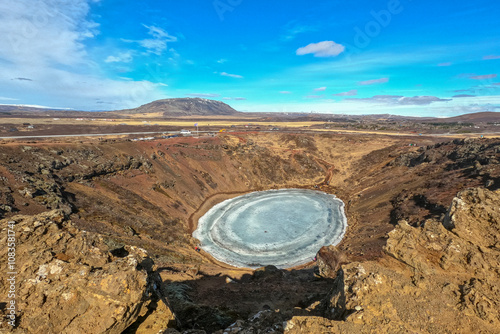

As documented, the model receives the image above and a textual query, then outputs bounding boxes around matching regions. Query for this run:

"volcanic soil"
[1,132,499,333]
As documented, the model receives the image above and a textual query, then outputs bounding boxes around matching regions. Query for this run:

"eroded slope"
[0,134,499,333]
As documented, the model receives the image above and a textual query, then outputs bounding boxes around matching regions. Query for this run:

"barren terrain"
[0,121,499,333]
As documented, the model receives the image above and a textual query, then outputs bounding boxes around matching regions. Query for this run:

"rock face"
[0,210,170,333]
[390,138,500,174]
[443,187,500,248]
[286,187,500,333]
[316,246,347,279]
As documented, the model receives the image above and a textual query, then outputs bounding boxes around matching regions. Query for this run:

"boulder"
[0,210,164,334]
[316,245,347,279]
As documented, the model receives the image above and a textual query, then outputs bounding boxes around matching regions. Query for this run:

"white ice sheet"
[193,189,347,269]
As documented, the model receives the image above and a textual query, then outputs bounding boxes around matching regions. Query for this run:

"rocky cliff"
[0,210,174,333]
[285,187,500,333]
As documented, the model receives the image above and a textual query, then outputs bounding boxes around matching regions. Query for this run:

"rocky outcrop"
[316,246,347,279]
[443,187,500,248]
[286,187,500,333]
[390,138,500,173]
[0,210,170,333]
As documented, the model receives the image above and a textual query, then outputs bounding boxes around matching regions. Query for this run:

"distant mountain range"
[1,98,499,123]
[0,98,239,117]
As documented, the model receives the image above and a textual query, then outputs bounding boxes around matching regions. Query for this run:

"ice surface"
[193,189,347,269]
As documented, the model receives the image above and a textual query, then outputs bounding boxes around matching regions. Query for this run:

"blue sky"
[0,0,499,116]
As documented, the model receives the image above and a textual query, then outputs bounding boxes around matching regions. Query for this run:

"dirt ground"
[1,125,499,332]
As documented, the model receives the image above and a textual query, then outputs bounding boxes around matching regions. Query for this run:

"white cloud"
[186,93,220,98]
[333,89,357,96]
[281,21,317,41]
[122,24,177,56]
[437,62,452,66]
[483,55,500,60]
[223,97,246,100]
[296,41,345,57]
[234,94,500,117]
[143,24,171,39]
[217,58,228,63]
[345,95,451,105]
[0,0,166,110]
[358,77,389,85]
[0,96,18,101]
[314,86,327,91]
[398,96,452,105]
[220,72,243,79]
[105,51,133,63]
[0,0,97,67]
[0,103,72,109]
[469,74,497,80]
[279,91,292,94]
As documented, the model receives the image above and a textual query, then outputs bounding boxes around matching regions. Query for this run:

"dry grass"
[2,116,499,139]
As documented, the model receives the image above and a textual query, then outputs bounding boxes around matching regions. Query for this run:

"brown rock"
[0,210,163,334]
[316,245,347,279]
[444,187,500,248]
[315,188,500,333]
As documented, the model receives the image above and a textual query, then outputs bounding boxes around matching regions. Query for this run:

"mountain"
[118,98,239,116]
[438,111,500,123]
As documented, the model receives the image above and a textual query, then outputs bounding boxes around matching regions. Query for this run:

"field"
[2,113,500,140]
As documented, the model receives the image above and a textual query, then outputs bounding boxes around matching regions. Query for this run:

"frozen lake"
[193,189,347,269]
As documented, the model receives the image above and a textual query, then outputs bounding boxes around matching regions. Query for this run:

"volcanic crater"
[1,132,500,333]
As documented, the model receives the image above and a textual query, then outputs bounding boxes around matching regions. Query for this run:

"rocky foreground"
[1,186,499,333]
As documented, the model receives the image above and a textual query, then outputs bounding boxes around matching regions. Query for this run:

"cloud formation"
[332,89,357,96]
[105,52,133,63]
[186,93,220,98]
[314,86,327,91]
[12,77,33,81]
[222,97,246,100]
[279,91,292,94]
[0,0,167,110]
[483,55,500,60]
[469,74,497,80]
[141,25,177,55]
[453,94,476,98]
[437,62,452,66]
[398,96,452,105]
[345,95,451,105]
[220,72,243,78]
[296,41,345,57]
[281,21,317,41]
[358,77,389,85]
[0,96,19,101]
